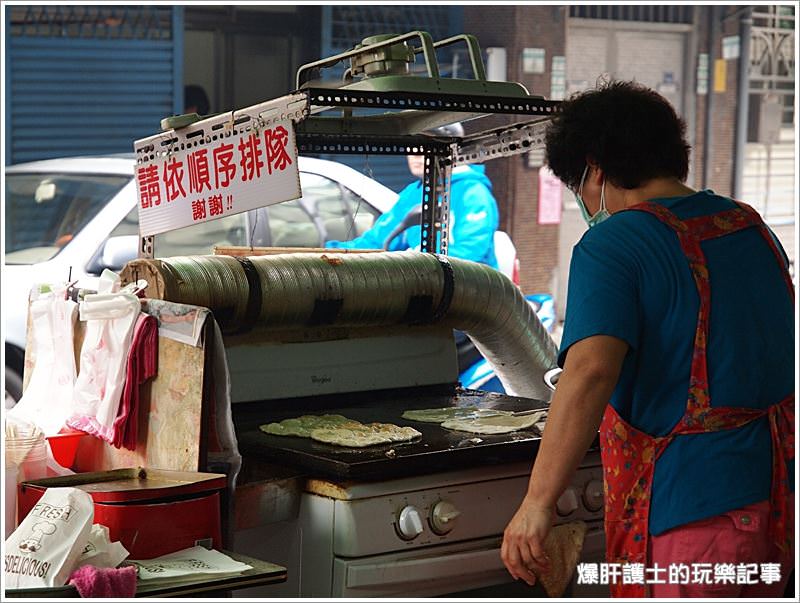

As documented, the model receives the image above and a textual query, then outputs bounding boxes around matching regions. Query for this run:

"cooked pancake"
[440,410,547,435]
[259,414,361,438]
[310,428,392,447]
[401,406,511,423]
[260,415,421,448]
[310,424,421,448]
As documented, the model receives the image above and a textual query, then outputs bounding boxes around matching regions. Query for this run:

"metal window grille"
[569,5,694,24]
[327,5,455,52]
[749,6,795,125]
[9,5,173,39]
[325,5,463,77]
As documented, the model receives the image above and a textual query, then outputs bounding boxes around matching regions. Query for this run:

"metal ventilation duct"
[122,251,558,401]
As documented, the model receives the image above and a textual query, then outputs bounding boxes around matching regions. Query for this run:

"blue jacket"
[326,165,499,268]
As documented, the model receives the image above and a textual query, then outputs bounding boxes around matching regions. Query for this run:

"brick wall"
[465,5,567,294]
[693,7,708,188]
[693,5,744,196]
[465,5,750,296]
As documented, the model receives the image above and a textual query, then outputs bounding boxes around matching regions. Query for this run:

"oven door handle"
[345,545,507,588]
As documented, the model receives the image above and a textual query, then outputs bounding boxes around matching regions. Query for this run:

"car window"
[267,199,321,248]
[4,173,130,264]
[157,213,249,257]
[300,172,379,242]
[110,208,139,237]
[110,208,249,257]
[344,189,380,238]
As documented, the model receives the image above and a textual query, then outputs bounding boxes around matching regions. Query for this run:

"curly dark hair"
[545,80,691,190]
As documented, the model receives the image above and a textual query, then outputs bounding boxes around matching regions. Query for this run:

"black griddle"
[233,384,549,481]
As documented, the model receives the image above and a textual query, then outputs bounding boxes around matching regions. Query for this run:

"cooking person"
[501,80,794,597]
[325,123,500,269]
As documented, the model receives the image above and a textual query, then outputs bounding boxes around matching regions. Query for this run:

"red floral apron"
[599,200,795,598]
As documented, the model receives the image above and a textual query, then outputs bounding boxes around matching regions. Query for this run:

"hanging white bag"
[4,487,94,588]
[7,285,77,436]
[67,271,140,443]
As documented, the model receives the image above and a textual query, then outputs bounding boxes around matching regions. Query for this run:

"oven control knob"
[396,505,424,540]
[430,500,461,535]
[556,487,579,517]
[583,479,605,512]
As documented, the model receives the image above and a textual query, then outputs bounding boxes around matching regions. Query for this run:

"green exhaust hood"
[295,31,543,137]
[297,32,533,99]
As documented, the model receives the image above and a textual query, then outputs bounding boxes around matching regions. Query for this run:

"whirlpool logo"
[311,375,332,385]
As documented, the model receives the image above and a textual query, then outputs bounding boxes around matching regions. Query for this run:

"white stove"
[234,452,607,597]
[229,328,608,598]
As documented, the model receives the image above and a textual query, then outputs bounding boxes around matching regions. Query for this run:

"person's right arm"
[324,211,393,250]
[501,221,640,584]
[326,186,417,250]
[501,334,627,584]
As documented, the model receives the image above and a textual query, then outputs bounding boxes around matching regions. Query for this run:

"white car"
[4,155,520,404]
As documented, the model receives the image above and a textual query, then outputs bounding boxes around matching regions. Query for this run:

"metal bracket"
[304,88,559,116]
[296,133,452,156]
[453,117,553,166]
[140,235,154,260]
[420,145,454,255]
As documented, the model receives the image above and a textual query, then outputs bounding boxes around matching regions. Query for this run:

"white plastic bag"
[4,487,94,588]
[8,285,77,436]
[75,524,129,569]
[67,271,140,442]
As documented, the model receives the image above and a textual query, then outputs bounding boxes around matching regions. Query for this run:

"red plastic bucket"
[46,429,86,469]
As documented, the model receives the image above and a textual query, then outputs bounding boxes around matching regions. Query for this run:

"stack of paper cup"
[4,418,48,535]
[4,458,19,539]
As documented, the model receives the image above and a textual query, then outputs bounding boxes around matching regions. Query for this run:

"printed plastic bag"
[127,546,251,584]
[8,285,77,436]
[4,487,94,588]
[67,271,141,442]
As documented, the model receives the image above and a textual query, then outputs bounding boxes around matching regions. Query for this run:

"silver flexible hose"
[122,251,558,400]
[444,257,558,400]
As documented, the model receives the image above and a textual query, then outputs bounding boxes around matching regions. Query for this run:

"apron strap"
[601,200,795,595]
[626,202,716,414]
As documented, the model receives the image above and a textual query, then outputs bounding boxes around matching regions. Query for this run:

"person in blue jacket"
[326,124,500,269]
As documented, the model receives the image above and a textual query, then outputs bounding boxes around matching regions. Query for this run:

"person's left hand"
[501,499,554,586]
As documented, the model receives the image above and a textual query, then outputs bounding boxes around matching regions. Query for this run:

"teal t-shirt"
[558,190,795,535]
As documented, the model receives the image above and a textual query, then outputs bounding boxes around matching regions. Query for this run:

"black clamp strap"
[431,254,455,323]
[401,255,455,325]
[227,256,263,334]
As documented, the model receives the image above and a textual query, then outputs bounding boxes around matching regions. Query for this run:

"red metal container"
[18,468,227,559]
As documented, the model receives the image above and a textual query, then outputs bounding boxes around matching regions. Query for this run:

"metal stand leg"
[421,146,453,255]
[140,235,154,259]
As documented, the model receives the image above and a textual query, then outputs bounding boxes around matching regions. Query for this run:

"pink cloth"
[112,314,158,450]
[648,497,794,597]
[68,565,137,598]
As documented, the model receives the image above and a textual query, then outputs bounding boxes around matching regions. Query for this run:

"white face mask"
[574,165,610,227]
